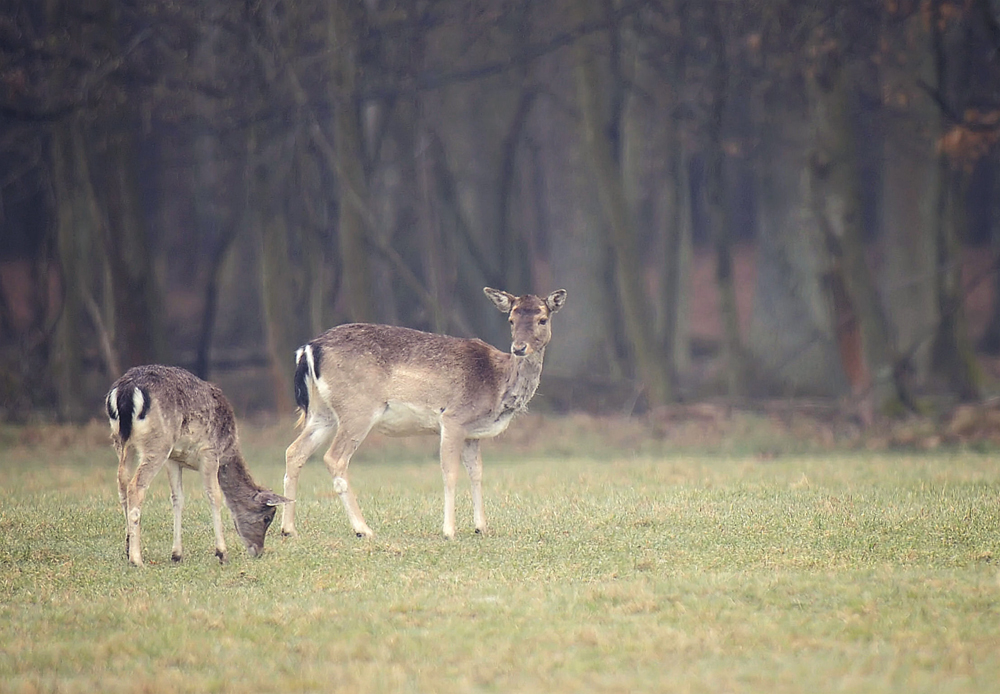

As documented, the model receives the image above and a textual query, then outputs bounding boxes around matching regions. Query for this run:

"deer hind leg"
[115,440,133,555]
[124,443,170,567]
[281,416,334,537]
[439,428,466,540]
[461,439,486,535]
[200,457,228,564]
[323,417,376,539]
[166,461,184,562]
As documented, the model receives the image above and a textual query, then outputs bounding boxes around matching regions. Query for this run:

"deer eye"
[509,318,514,325]
[539,318,548,325]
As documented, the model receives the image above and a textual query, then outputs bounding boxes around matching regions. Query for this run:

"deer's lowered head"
[217,451,287,558]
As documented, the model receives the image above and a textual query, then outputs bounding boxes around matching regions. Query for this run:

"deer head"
[484,288,567,357]
[231,490,288,557]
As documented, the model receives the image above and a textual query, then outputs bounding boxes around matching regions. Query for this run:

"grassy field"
[1,416,999,693]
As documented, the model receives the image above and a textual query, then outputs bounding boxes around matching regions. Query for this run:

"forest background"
[3,0,1000,428]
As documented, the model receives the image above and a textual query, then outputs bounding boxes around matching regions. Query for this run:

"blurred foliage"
[2,0,1000,420]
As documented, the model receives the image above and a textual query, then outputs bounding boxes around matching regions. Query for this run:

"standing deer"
[282,287,567,539]
[106,365,288,567]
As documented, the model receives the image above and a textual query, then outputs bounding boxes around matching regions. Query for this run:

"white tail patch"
[303,344,316,380]
[130,387,147,433]
[132,387,145,414]
[107,387,120,435]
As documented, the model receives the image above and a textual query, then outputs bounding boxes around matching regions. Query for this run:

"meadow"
[1,414,998,693]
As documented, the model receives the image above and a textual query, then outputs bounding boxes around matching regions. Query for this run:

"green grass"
[1,420,999,693]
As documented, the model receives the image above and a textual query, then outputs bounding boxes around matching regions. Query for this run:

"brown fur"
[107,365,288,567]
[282,287,567,539]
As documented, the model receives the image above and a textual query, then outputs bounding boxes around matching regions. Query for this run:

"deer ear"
[545,289,567,313]
[484,287,516,313]
[256,491,291,506]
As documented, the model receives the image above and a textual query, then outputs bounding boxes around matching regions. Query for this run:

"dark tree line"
[2,0,1000,422]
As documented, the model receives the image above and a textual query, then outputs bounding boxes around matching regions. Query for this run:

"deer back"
[108,365,239,465]
[299,324,513,432]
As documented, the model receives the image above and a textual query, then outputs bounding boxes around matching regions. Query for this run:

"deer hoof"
[171,553,183,563]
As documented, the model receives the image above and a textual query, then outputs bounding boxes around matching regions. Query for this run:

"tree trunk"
[89,0,162,370]
[193,226,239,381]
[259,213,298,415]
[50,123,86,420]
[927,0,981,401]
[498,88,538,295]
[572,0,670,406]
[807,56,897,423]
[100,124,164,369]
[705,2,745,397]
[748,99,846,396]
[880,7,938,396]
[68,116,119,379]
[978,165,1000,354]
[329,0,375,323]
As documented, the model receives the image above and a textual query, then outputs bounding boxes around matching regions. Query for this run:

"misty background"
[2,0,1000,424]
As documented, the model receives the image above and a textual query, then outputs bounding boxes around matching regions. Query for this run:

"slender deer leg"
[115,442,132,556]
[440,427,466,539]
[282,418,333,537]
[200,456,228,563]
[166,461,184,562]
[125,445,170,567]
[461,439,486,534]
[323,416,376,538]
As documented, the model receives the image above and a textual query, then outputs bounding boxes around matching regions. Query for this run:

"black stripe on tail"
[293,350,311,413]
[112,384,150,444]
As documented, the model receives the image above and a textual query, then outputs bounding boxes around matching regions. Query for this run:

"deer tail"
[293,344,320,427]
[106,381,150,445]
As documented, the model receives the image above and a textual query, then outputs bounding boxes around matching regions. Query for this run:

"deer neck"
[217,450,261,504]
[499,348,545,415]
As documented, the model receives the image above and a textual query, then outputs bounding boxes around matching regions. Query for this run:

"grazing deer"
[106,365,288,567]
[282,287,567,539]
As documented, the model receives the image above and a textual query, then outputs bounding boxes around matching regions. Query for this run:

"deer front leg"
[323,427,374,539]
[440,428,466,540]
[201,458,228,564]
[282,420,331,537]
[166,461,184,562]
[461,439,486,535]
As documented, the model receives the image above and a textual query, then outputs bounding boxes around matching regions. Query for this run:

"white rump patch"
[130,387,151,435]
[132,388,145,418]
[294,346,304,365]
[107,387,120,433]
